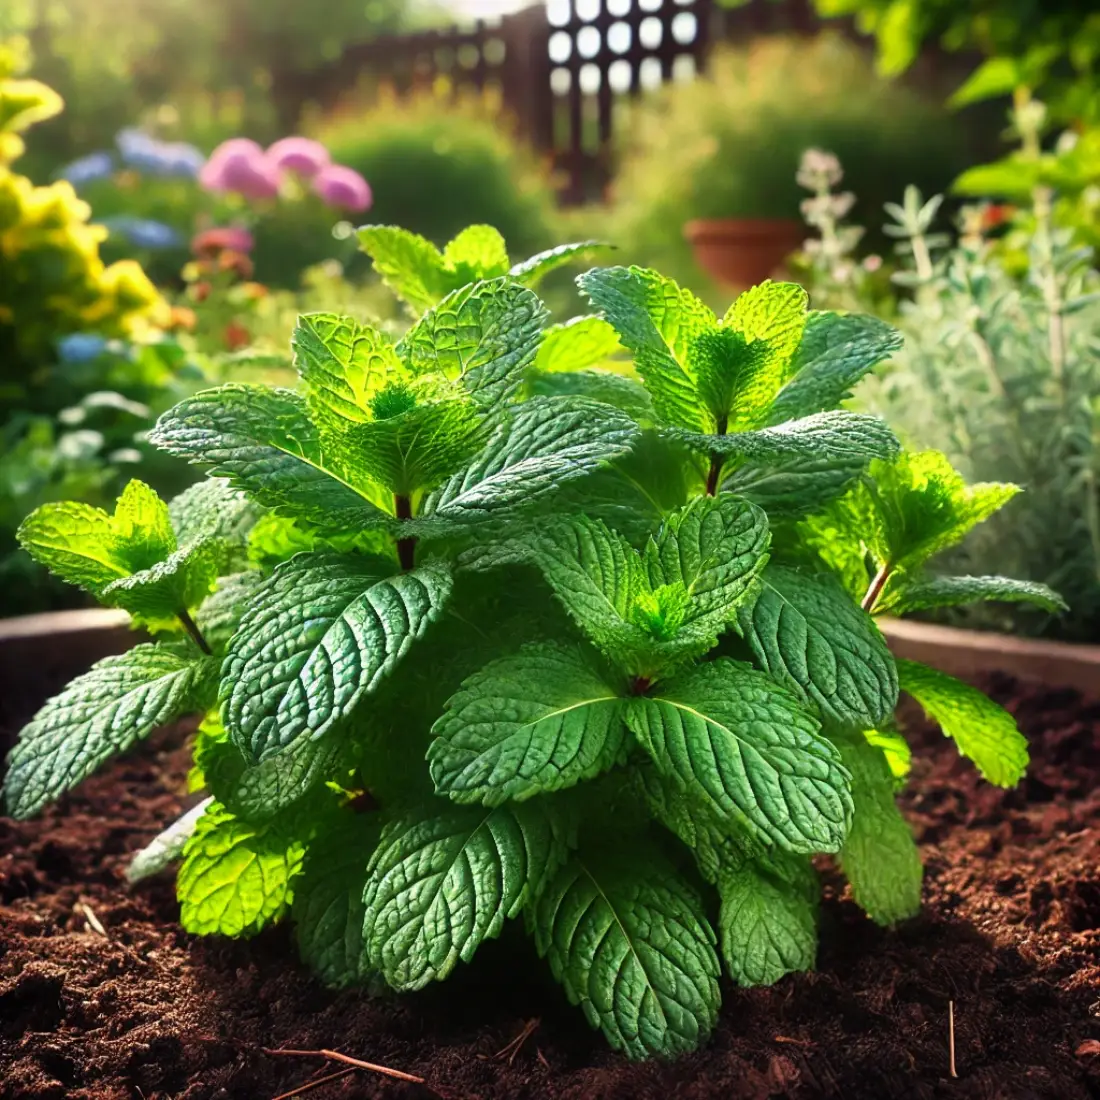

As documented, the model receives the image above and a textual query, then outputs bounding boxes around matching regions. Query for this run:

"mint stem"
[861,563,891,614]
[178,608,212,656]
[394,494,416,572]
[706,415,729,497]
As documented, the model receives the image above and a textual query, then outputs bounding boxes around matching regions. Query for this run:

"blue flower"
[57,151,115,188]
[57,334,109,364]
[115,128,204,178]
[99,216,184,250]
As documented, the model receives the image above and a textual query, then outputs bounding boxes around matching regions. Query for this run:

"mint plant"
[357,222,608,316]
[2,248,1061,1061]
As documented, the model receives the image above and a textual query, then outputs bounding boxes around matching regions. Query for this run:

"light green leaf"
[397,277,548,408]
[835,732,922,925]
[2,645,217,820]
[948,56,1022,108]
[363,801,568,990]
[533,316,623,374]
[530,846,720,1059]
[442,224,511,280]
[625,659,853,853]
[17,501,130,594]
[293,814,380,988]
[864,726,912,784]
[112,479,176,568]
[422,396,639,522]
[769,311,903,424]
[510,240,611,286]
[126,796,215,884]
[716,853,817,986]
[356,225,448,314]
[100,536,227,627]
[736,566,898,729]
[881,574,1067,616]
[150,385,390,530]
[222,554,452,760]
[578,265,715,433]
[177,802,305,937]
[897,660,1028,787]
[429,642,627,804]
[863,451,1020,574]
[293,312,406,428]
[669,411,898,465]
[644,495,770,632]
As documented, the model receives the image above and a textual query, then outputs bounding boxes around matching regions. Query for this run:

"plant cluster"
[2,226,1061,1059]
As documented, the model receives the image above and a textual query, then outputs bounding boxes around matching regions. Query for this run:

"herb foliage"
[2,232,1060,1059]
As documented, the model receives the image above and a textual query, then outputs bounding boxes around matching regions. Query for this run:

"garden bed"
[1,666,1098,1100]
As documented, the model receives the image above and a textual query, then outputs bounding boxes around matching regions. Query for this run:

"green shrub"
[314,88,558,260]
[607,34,971,295]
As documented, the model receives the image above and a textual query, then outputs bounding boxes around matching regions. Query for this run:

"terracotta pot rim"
[684,216,803,242]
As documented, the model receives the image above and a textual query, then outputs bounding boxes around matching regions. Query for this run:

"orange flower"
[224,320,250,350]
[167,306,197,332]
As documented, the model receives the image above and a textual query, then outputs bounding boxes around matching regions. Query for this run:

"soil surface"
[2,672,1099,1100]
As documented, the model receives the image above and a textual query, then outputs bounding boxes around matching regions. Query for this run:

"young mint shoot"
[2,234,1063,1061]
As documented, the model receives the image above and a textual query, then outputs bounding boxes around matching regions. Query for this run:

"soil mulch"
[2,672,1099,1100]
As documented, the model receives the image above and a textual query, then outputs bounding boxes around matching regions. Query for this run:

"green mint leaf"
[222,553,452,760]
[578,265,715,433]
[864,726,912,784]
[168,478,262,560]
[881,574,1067,616]
[422,396,639,523]
[111,479,176,569]
[99,536,227,628]
[864,451,1020,574]
[644,495,770,633]
[897,659,1028,787]
[530,845,720,1059]
[442,224,511,281]
[533,316,623,375]
[293,312,407,429]
[293,813,381,988]
[736,566,899,729]
[397,277,548,409]
[195,571,264,655]
[633,762,761,884]
[835,732,922,925]
[356,225,448,314]
[768,311,903,424]
[700,280,808,428]
[17,501,130,594]
[527,369,655,420]
[510,240,611,287]
[3,645,217,819]
[177,801,305,937]
[721,455,868,519]
[716,852,818,986]
[668,411,898,465]
[363,801,568,990]
[625,659,853,853]
[150,384,390,530]
[350,395,486,497]
[126,796,214,884]
[429,642,628,804]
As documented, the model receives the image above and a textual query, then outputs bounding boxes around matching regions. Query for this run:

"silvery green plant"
[1,229,1061,1059]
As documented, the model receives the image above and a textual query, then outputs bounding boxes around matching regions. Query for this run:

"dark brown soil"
[2,671,1099,1100]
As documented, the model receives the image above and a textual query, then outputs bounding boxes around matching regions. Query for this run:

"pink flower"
[312,164,372,212]
[200,138,281,200]
[192,226,256,257]
[267,136,331,178]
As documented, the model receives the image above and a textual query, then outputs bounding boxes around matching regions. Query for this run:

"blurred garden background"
[1,0,1097,640]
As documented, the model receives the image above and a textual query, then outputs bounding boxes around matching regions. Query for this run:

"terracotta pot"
[683,217,804,288]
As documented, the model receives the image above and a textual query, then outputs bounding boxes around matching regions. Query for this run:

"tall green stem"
[178,609,212,656]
